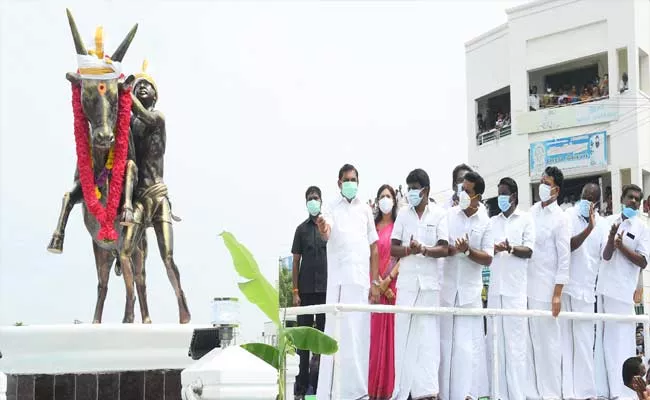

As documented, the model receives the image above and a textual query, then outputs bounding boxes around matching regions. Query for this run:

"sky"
[0,0,527,341]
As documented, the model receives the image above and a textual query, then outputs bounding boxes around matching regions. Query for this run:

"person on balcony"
[595,184,650,400]
[315,163,380,400]
[529,86,540,111]
[487,177,535,400]
[560,183,605,400]
[440,171,493,400]
[390,169,449,400]
[620,72,629,93]
[526,166,570,400]
[291,185,328,399]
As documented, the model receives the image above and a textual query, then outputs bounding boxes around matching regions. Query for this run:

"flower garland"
[72,84,132,242]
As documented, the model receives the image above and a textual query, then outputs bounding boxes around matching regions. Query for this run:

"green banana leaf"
[241,342,280,369]
[283,326,338,355]
[220,231,261,280]
[238,279,280,326]
[220,232,280,325]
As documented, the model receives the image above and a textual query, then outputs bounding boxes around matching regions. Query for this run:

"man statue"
[118,61,191,324]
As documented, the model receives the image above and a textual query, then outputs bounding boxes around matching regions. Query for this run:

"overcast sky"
[0,0,526,341]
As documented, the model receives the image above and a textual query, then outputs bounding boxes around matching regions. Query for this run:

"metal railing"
[284,303,650,400]
[477,125,512,146]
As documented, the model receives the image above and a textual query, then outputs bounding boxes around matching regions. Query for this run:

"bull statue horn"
[110,24,138,62]
[65,9,88,55]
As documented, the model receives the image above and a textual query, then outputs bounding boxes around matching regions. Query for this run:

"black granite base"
[4,369,182,400]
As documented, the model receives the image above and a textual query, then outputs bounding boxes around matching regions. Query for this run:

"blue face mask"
[497,195,511,213]
[408,189,423,207]
[622,206,638,219]
[578,199,592,218]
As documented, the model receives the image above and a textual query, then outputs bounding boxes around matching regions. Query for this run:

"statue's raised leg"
[153,198,191,324]
[47,182,83,254]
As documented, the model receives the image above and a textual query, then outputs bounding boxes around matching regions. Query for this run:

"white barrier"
[284,304,650,400]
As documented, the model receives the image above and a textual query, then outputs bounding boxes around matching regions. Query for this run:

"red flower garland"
[72,84,132,242]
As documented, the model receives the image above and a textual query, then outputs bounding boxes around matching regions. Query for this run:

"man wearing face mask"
[292,186,328,399]
[526,166,570,400]
[440,171,493,400]
[595,184,650,400]
[486,177,534,400]
[445,164,473,209]
[390,169,449,400]
[315,164,380,400]
[560,183,604,400]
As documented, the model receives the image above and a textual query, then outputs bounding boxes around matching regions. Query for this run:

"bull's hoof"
[114,263,122,276]
[92,319,101,324]
[47,234,64,254]
[120,207,135,227]
[122,315,134,323]
[143,316,152,324]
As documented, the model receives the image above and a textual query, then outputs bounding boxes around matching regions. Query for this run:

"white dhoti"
[526,297,561,399]
[486,294,527,400]
[439,294,488,400]
[316,284,370,400]
[392,287,440,400]
[593,295,637,400]
[560,294,596,400]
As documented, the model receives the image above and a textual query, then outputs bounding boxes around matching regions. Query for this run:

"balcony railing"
[477,124,512,146]
[516,96,619,135]
[285,303,649,400]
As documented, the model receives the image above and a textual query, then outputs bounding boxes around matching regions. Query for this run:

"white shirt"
[529,94,540,110]
[489,208,535,298]
[323,194,379,289]
[563,204,606,303]
[391,203,449,292]
[596,213,650,304]
[442,206,494,306]
[528,201,571,302]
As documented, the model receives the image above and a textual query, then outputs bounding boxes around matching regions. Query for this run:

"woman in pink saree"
[368,184,400,400]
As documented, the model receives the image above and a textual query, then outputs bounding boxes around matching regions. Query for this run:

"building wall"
[466,0,650,210]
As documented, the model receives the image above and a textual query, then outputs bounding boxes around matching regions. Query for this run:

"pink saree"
[368,222,397,400]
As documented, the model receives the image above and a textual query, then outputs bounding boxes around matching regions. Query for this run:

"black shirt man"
[291,186,327,398]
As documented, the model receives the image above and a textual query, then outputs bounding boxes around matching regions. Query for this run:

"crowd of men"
[290,162,649,400]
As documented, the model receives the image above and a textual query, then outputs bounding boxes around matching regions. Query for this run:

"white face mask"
[458,191,472,210]
[456,183,463,197]
[378,197,394,215]
[539,183,553,202]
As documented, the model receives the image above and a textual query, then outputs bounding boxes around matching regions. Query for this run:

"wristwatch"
[372,279,381,288]
[463,247,470,255]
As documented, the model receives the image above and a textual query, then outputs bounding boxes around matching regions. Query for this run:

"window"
[475,86,511,146]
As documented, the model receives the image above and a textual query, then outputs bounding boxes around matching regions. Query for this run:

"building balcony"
[516,96,619,135]
[476,124,512,146]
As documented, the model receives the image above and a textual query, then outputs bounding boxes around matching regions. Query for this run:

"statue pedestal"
[0,324,208,400]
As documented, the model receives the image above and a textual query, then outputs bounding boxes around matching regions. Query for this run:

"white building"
[466,0,650,308]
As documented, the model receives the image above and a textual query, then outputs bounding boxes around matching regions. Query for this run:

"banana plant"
[219,232,338,399]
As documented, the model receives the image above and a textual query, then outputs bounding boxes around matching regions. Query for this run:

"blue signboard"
[529,131,607,177]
